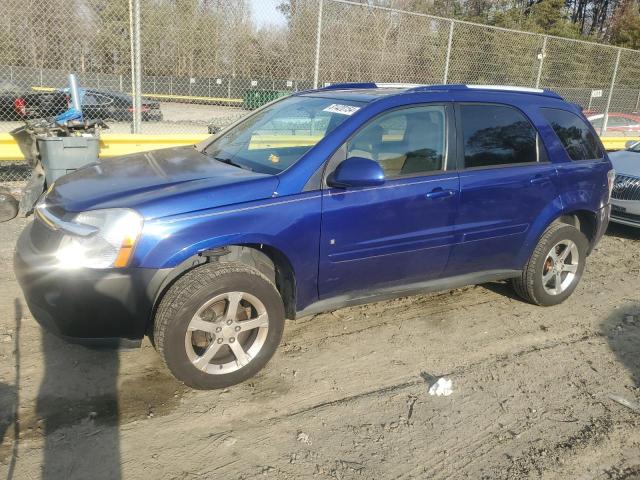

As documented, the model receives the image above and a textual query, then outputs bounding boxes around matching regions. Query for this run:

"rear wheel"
[153,263,285,389]
[512,223,588,306]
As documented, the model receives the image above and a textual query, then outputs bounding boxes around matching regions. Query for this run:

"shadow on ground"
[33,289,122,480]
[606,221,640,241]
[0,299,20,479]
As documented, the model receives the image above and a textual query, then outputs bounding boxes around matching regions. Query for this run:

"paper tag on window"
[323,104,360,116]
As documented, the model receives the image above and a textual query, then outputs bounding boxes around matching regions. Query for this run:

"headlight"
[55,208,143,269]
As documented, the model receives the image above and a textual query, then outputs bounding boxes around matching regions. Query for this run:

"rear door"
[319,104,460,298]
[446,103,559,276]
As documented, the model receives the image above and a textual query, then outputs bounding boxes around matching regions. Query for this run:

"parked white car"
[609,141,640,227]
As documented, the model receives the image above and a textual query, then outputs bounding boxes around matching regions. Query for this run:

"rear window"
[541,108,603,161]
[460,104,538,168]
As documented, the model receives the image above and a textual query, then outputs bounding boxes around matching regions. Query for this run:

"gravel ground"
[0,216,639,480]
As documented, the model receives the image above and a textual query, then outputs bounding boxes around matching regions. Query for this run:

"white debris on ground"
[297,431,312,445]
[428,377,453,397]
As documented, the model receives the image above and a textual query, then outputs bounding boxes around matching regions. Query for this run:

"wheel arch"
[518,202,599,268]
[148,243,297,335]
[554,210,597,246]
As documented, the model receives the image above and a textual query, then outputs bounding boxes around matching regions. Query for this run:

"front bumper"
[14,221,170,348]
[610,199,640,228]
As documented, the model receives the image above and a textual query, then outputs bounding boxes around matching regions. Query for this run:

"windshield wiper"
[212,156,252,171]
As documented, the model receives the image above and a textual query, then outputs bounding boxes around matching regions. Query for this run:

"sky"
[250,0,287,28]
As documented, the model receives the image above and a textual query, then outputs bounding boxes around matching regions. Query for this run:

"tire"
[153,262,285,389]
[512,223,589,306]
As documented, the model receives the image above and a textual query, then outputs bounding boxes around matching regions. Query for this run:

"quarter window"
[541,108,603,161]
[460,104,538,168]
[346,105,446,178]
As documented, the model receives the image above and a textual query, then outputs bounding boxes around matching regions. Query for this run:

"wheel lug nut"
[215,327,222,333]
[226,320,232,325]
[229,337,235,343]
[234,326,241,332]
[217,338,223,344]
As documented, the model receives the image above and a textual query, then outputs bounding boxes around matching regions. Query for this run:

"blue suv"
[14,84,614,389]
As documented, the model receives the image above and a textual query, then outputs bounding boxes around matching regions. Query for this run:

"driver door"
[318,104,459,299]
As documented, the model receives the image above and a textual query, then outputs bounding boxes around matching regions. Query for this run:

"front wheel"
[153,263,285,389]
[512,223,589,306]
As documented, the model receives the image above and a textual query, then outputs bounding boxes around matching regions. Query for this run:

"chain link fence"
[1,0,639,151]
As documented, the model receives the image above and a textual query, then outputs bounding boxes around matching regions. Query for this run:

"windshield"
[203,95,365,174]
[627,141,640,152]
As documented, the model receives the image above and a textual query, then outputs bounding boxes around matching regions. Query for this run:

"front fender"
[133,192,322,310]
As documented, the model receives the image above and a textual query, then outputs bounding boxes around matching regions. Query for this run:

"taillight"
[607,169,616,203]
[13,98,26,116]
[128,105,150,112]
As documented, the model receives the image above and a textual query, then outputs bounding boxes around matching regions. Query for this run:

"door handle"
[530,175,549,185]
[425,188,456,199]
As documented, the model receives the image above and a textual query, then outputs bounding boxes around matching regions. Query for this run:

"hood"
[609,150,640,177]
[49,146,279,218]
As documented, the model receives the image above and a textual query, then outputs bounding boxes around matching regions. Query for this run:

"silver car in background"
[609,141,640,227]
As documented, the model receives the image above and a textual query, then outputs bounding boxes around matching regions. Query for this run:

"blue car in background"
[14,83,614,389]
[59,87,163,122]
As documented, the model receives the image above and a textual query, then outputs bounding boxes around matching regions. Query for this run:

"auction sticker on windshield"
[323,104,360,115]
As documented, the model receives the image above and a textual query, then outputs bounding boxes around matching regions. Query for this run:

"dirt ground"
[0,215,639,480]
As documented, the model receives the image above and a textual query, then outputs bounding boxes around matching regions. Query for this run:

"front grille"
[611,209,640,224]
[612,174,640,201]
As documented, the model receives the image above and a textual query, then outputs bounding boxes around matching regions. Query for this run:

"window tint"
[460,104,538,168]
[346,105,446,178]
[541,108,602,161]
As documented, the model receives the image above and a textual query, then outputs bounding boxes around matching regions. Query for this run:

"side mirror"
[624,140,638,149]
[327,156,385,188]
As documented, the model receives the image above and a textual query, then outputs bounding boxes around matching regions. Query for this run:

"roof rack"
[320,82,377,90]
[320,82,426,91]
[319,82,562,99]
[406,84,562,98]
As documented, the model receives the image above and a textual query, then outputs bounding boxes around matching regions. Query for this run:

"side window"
[608,116,629,127]
[83,93,98,105]
[540,108,603,161]
[460,104,538,168]
[94,94,112,106]
[346,105,446,178]
[588,115,603,129]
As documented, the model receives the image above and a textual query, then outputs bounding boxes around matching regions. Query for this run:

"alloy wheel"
[541,239,580,295]
[184,291,269,374]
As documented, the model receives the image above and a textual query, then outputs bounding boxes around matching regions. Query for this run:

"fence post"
[313,0,324,89]
[131,0,142,133]
[119,74,123,92]
[601,48,621,136]
[442,20,454,84]
[535,35,547,89]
